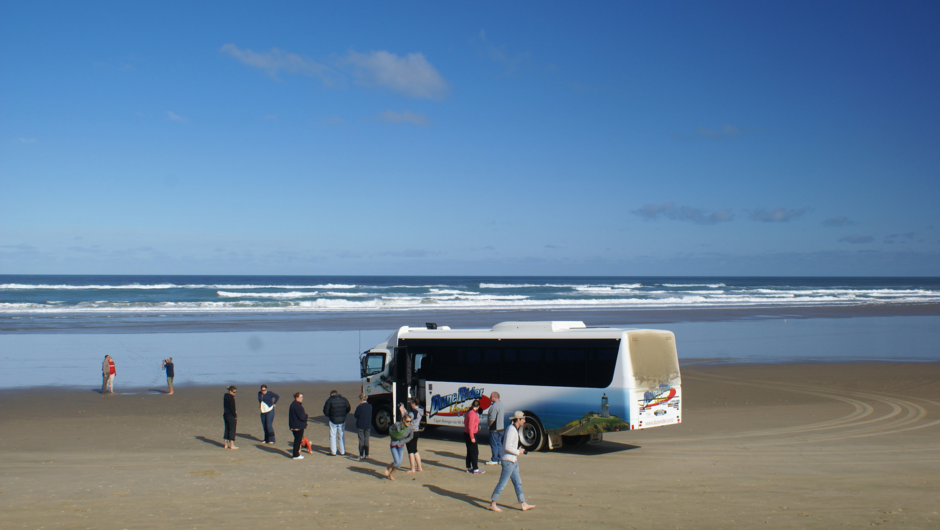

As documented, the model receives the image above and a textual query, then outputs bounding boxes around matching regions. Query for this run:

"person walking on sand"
[384,403,413,481]
[258,384,279,445]
[406,400,424,473]
[289,392,308,460]
[323,390,351,456]
[353,393,372,460]
[489,411,536,513]
[101,355,116,395]
[464,399,484,474]
[223,386,239,450]
[162,357,175,395]
[485,391,504,465]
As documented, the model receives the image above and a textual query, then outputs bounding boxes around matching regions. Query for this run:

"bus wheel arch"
[519,411,546,452]
[373,401,393,435]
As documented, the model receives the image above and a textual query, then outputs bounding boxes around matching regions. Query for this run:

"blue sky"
[2,1,939,276]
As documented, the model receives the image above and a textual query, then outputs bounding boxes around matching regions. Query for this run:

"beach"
[2,361,938,529]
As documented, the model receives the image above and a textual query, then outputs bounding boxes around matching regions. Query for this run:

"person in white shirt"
[489,411,537,512]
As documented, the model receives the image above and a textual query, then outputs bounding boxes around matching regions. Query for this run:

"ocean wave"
[3,291,939,314]
[216,291,318,299]
[661,283,726,288]
[0,283,356,290]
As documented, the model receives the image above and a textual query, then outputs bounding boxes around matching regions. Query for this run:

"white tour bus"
[359,321,681,451]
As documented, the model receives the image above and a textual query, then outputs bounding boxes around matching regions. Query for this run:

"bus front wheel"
[373,403,393,435]
[519,412,545,452]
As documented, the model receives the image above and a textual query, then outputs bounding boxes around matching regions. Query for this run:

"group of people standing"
[220,386,534,512]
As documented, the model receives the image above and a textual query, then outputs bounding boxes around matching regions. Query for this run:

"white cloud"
[220,44,336,85]
[376,110,431,126]
[343,50,448,99]
[166,111,188,123]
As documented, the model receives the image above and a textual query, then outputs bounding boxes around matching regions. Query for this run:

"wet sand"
[4,302,940,334]
[1,362,939,529]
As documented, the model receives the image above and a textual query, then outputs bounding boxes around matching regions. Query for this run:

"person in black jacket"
[353,393,373,460]
[258,384,280,445]
[223,386,238,450]
[323,390,351,456]
[288,392,308,460]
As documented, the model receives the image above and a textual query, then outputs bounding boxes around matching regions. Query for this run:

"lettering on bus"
[429,386,486,416]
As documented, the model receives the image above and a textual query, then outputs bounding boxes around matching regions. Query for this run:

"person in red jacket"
[463,399,484,474]
[101,355,116,395]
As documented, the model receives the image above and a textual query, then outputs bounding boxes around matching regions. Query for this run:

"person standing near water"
[101,355,115,395]
[289,392,308,460]
[258,385,279,444]
[322,390,351,456]
[489,411,536,512]
[162,357,175,395]
[223,386,239,450]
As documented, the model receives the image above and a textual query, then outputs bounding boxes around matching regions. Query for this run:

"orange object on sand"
[301,437,313,454]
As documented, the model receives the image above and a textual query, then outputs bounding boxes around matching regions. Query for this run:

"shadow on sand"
[195,436,224,448]
[421,458,466,472]
[255,444,292,458]
[423,485,487,509]
[348,466,386,480]
[553,441,641,455]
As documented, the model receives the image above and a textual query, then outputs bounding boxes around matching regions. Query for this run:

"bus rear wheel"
[373,403,392,435]
[519,412,545,452]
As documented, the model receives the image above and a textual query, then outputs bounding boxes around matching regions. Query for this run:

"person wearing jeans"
[489,411,536,512]
[322,390,351,456]
[485,392,505,465]
[384,404,413,481]
[258,384,280,444]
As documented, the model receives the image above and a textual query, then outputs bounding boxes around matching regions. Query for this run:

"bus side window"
[459,347,482,383]
[556,347,586,387]
[414,353,427,377]
[586,348,618,388]
[519,348,542,386]
[484,347,502,384]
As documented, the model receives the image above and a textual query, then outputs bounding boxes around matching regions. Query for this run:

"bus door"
[393,346,410,422]
[412,353,428,431]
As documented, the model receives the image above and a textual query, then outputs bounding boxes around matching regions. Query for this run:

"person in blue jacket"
[258,384,280,445]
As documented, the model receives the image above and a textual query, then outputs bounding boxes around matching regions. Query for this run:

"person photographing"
[162,357,174,395]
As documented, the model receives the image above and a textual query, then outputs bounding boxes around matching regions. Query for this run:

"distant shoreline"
[2,302,939,334]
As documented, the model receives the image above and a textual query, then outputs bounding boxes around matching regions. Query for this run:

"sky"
[2,1,939,276]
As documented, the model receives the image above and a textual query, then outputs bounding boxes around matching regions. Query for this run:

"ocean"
[3,275,939,315]
[1,276,937,389]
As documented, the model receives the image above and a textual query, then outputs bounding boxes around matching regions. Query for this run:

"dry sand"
[1,362,938,529]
